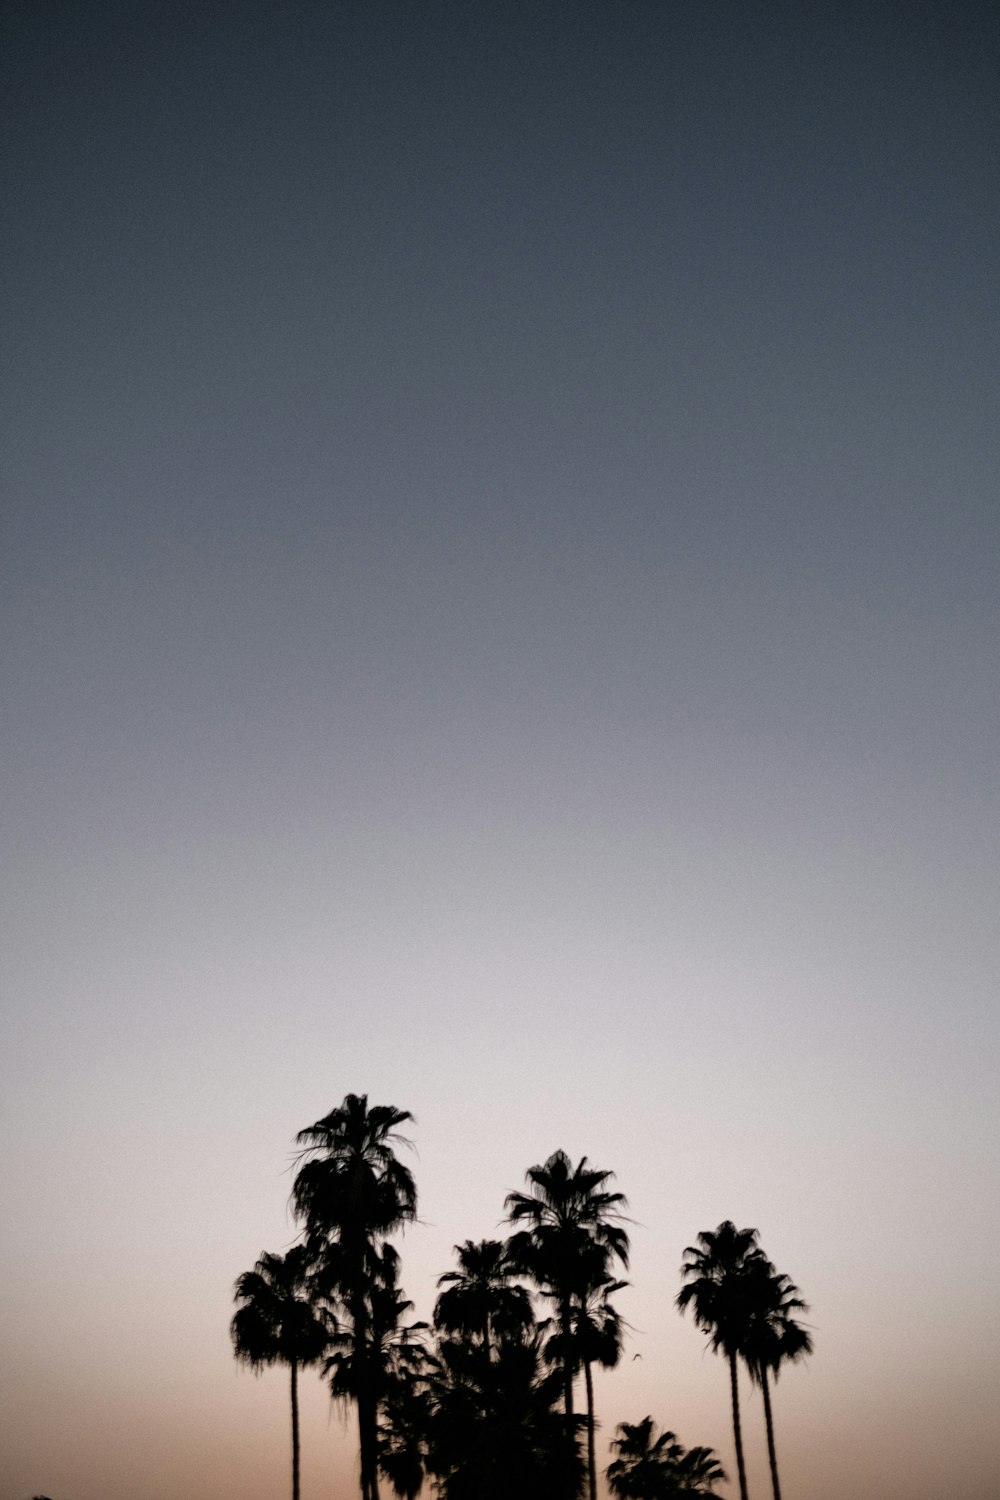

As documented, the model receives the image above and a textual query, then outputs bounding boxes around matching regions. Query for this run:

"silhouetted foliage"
[434,1238,533,1356]
[741,1261,813,1500]
[231,1244,329,1500]
[676,1222,769,1500]
[607,1417,726,1497]
[506,1150,630,1498]
[231,1103,816,1500]
[426,1320,583,1499]
[292,1095,417,1500]
[325,1244,429,1495]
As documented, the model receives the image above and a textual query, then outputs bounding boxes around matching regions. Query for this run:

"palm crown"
[607,1416,726,1498]
[292,1094,416,1250]
[231,1245,329,1500]
[506,1150,630,1500]
[434,1238,533,1354]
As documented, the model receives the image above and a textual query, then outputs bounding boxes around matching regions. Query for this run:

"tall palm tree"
[292,1094,417,1500]
[506,1150,629,1498]
[434,1239,533,1358]
[676,1221,769,1500]
[231,1244,330,1500]
[606,1417,726,1498]
[741,1265,813,1500]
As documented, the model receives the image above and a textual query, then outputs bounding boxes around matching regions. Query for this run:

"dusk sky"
[2,3,998,1498]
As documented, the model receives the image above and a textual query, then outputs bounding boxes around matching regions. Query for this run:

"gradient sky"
[2,3,998,1498]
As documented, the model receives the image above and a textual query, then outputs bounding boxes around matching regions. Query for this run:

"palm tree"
[676,1221,769,1500]
[379,1381,431,1500]
[324,1247,430,1500]
[741,1265,813,1500]
[555,1272,627,1500]
[506,1150,629,1498]
[231,1244,330,1500]
[434,1239,533,1358]
[292,1094,417,1500]
[606,1418,726,1498]
[427,1322,581,1500]
[607,1417,671,1498]
[674,1445,728,1494]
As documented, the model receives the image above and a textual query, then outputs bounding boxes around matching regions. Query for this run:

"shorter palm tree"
[427,1323,582,1500]
[548,1270,627,1500]
[742,1264,813,1500]
[231,1244,330,1500]
[379,1374,432,1500]
[434,1239,533,1357]
[607,1418,726,1498]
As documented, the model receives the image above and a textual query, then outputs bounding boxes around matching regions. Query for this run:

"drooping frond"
[676,1221,770,1359]
[230,1244,329,1372]
[740,1263,814,1384]
[607,1417,726,1497]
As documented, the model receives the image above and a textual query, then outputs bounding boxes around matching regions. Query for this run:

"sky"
[1,2,998,1497]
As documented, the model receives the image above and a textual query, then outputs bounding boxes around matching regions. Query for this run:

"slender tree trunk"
[290,1359,300,1500]
[356,1395,369,1500]
[348,1253,380,1500]
[370,1391,381,1500]
[761,1368,781,1500]
[562,1299,575,1420]
[584,1356,597,1500]
[359,1382,380,1500]
[729,1348,749,1500]
[561,1297,577,1498]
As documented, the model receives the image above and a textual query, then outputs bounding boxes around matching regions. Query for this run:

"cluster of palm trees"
[676,1222,813,1500]
[231,1095,811,1500]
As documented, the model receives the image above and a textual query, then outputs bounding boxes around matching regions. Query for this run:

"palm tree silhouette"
[543,1267,628,1500]
[324,1247,430,1500]
[606,1417,726,1497]
[506,1150,629,1498]
[741,1265,813,1500]
[292,1094,416,1500]
[230,1244,329,1500]
[676,1446,729,1494]
[427,1321,580,1499]
[379,1373,431,1500]
[575,1274,628,1500]
[676,1221,769,1500]
[434,1239,533,1359]
[607,1417,669,1498]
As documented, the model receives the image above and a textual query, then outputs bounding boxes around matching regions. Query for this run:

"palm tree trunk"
[350,1266,377,1500]
[761,1368,781,1500]
[584,1356,597,1500]
[729,1349,749,1500]
[562,1299,575,1420]
[356,1396,369,1500]
[359,1385,380,1500]
[290,1358,300,1500]
[561,1298,577,1498]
